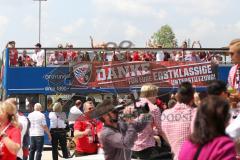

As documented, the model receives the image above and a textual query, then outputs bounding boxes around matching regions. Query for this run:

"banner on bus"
[72,61,218,88]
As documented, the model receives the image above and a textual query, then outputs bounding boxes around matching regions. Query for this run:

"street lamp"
[33,0,47,44]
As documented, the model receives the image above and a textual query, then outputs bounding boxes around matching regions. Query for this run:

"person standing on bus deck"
[49,102,68,160]
[68,100,83,137]
[28,103,52,160]
[6,41,18,66]
[32,43,45,67]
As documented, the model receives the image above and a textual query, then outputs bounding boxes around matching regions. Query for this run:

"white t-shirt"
[68,106,83,124]
[32,50,45,67]
[28,111,47,136]
[17,114,28,159]
[49,112,66,129]
[156,51,164,61]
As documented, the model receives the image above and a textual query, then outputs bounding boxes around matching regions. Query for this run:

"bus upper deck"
[0,47,232,109]
[1,47,232,144]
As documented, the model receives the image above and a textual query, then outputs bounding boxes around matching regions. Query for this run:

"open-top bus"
[0,46,232,144]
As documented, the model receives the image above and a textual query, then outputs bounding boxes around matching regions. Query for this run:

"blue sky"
[0,0,239,49]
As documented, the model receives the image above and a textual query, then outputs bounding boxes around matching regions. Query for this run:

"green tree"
[150,24,177,48]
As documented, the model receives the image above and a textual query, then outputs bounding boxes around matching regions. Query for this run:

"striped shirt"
[131,98,162,151]
[228,64,238,89]
[161,102,196,160]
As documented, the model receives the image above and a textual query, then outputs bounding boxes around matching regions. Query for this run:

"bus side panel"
[2,48,9,97]
[7,67,69,95]
[218,65,232,84]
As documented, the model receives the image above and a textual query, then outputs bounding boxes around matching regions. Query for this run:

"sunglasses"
[228,52,234,56]
[88,107,93,111]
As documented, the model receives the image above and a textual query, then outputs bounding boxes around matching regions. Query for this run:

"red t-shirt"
[133,51,141,61]
[62,51,67,60]
[67,50,77,61]
[74,120,102,153]
[9,49,18,66]
[0,124,21,160]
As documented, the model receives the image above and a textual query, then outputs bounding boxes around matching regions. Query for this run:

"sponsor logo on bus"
[73,63,92,85]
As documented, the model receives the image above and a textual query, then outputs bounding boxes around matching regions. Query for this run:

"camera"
[114,102,150,119]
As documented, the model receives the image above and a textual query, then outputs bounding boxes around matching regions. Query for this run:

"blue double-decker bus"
[0,47,232,144]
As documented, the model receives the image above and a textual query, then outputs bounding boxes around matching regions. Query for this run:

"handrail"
[13,47,229,51]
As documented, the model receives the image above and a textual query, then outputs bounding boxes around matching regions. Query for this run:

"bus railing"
[6,47,231,68]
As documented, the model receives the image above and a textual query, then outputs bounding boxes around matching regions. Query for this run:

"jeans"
[50,129,68,160]
[29,136,44,160]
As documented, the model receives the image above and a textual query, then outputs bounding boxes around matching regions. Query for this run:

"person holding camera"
[94,99,150,160]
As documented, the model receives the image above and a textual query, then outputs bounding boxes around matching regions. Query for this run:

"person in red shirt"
[0,100,21,160]
[18,50,32,67]
[6,41,18,66]
[66,44,77,62]
[132,51,141,61]
[74,101,102,157]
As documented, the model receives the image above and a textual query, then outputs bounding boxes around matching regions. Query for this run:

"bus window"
[48,94,75,113]
[12,94,46,113]
[87,94,102,103]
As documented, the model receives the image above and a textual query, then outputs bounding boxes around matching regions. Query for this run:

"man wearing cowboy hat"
[91,99,151,160]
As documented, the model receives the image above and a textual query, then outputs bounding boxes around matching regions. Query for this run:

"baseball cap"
[9,41,15,44]
[35,43,41,48]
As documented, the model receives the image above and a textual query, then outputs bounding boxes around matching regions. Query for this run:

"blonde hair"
[230,42,240,54]
[34,103,42,111]
[5,98,18,106]
[0,101,18,127]
[52,102,62,112]
[229,39,240,47]
[140,84,158,98]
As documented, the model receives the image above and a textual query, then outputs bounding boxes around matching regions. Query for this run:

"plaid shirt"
[161,102,196,160]
[228,64,238,89]
[131,98,162,151]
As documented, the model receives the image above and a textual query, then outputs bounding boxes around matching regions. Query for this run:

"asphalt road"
[42,150,104,160]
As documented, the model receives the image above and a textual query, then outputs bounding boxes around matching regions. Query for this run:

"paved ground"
[42,150,104,160]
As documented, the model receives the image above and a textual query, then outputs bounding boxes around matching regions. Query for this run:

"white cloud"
[0,16,9,36]
[75,19,85,27]
[124,24,143,39]
[92,0,167,19]
[175,18,217,46]
[190,18,216,39]
[228,22,240,34]
[62,25,74,34]
[22,16,35,30]
[0,0,237,48]
[137,0,231,17]
[61,18,85,34]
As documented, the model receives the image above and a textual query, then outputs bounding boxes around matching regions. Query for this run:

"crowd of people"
[0,79,240,160]
[6,41,225,68]
[1,38,240,160]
